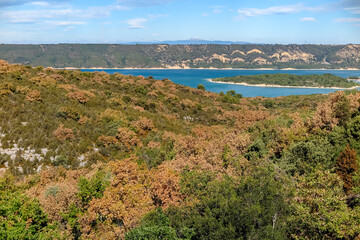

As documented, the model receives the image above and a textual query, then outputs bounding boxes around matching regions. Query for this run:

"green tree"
[280,139,335,175]
[333,94,351,126]
[288,170,360,239]
[125,208,182,240]
[0,174,58,239]
[77,171,110,208]
[197,84,205,91]
[168,166,290,240]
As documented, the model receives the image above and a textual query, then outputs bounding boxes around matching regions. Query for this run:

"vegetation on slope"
[0,60,360,239]
[0,44,359,69]
[213,73,360,88]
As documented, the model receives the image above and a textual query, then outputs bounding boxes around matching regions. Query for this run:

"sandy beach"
[207,79,360,90]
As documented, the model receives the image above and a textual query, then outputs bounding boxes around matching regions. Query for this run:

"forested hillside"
[0,60,360,239]
[0,44,359,69]
[213,73,360,88]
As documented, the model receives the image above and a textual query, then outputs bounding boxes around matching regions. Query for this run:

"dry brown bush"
[49,74,66,82]
[133,117,155,132]
[98,135,118,147]
[133,106,145,112]
[78,116,90,125]
[25,90,42,101]
[152,80,165,89]
[0,60,11,74]
[67,90,95,103]
[147,90,158,98]
[80,158,183,239]
[54,124,75,141]
[310,102,338,130]
[16,86,30,94]
[57,84,78,92]
[26,166,88,221]
[116,127,142,148]
[29,74,57,87]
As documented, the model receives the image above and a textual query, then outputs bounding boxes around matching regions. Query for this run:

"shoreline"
[58,67,360,71]
[207,79,360,90]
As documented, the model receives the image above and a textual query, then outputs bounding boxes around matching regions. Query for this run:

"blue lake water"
[81,69,360,97]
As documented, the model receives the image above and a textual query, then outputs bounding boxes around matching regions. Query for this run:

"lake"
[81,69,360,97]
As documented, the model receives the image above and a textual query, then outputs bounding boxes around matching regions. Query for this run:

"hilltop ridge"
[0,44,359,69]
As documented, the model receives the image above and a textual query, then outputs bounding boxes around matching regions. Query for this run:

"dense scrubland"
[0,60,360,239]
[213,73,360,88]
[0,44,359,69]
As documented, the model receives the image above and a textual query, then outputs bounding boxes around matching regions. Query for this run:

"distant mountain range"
[0,43,359,69]
[123,39,254,45]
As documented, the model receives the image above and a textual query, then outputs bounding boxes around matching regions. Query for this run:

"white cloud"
[213,9,222,14]
[116,0,175,8]
[125,14,166,29]
[210,5,223,14]
[236,4,324,20]
[147,14,167,19]
[30,1,49,6]
[0,0,70,8]
[1,9,81,23]
[238,4,303,17]
[63,26,74,31]
[301,17,316,21]
[0,3,130,24]
[113,5,130,11]
[46,21,86,26]
[126,18,147,29]
[345,7,360,14]
[334,18,360,22]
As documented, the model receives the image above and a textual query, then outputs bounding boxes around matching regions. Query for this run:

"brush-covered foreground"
[0,60,360,239]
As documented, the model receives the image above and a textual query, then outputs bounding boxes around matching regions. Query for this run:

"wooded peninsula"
[212,73,360,88]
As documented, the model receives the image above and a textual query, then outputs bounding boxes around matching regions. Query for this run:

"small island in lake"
[211,73,360,89]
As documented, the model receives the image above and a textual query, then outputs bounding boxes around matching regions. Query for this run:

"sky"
[0,0,359,44]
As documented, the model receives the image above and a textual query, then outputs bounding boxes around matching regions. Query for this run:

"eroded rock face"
[230,50,245,56]
[209,54,231,63]
[252,57,269,65]
[271,51,315,63]
[336,45,360,59]
[247,49,263,54]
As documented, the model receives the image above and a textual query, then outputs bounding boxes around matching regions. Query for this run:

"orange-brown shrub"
[54,124,75,141]
[26,166,88,221]
[25,90,42,101]
[79,158,182,239]
[0,60,11,74]
[98,135,118,147]
[336,145,359,194]
[133,117,155,132]
[68,90,95,103]
[116,127,142,148]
